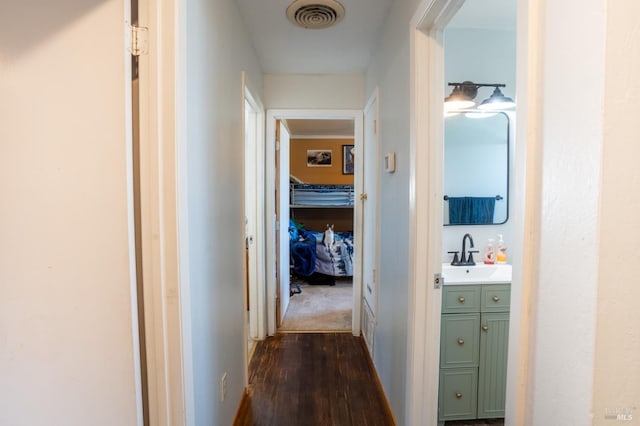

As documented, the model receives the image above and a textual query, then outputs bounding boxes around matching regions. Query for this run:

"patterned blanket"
[313,232,354,277]
[290,230,353,277]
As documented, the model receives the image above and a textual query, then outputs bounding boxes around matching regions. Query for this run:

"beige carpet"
[280,281,352,332]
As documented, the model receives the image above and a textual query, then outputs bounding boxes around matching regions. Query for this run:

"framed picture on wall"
[342,145,354,174]
[306,150,332,167]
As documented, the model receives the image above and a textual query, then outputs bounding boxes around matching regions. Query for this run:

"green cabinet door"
[477,312,510,418]
[438,368,478,421]
[440,313,480,368]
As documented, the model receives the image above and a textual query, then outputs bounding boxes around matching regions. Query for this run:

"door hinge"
[374,119,378,135]
[130,25,149,56]
[360,193,368,201]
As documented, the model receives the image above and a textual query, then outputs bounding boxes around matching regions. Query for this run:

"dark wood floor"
[444,420,504,426]
[234,333,395,426]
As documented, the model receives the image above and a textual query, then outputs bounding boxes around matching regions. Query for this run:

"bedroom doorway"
[282,118,356,333]
[266,109,364,337]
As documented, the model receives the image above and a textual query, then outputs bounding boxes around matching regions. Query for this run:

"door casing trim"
[265,109,364,337]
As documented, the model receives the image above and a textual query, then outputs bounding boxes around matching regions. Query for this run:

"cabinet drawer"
[438,368,478,421]
[481,284,511,312]
[440,313,480,368]
[442,285,481,313]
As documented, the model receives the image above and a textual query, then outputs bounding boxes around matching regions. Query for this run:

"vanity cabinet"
[438,284,510,423]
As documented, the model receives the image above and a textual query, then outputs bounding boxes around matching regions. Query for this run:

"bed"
[289,221,354,283]
[290,183,355,207]
[289,181,355,284]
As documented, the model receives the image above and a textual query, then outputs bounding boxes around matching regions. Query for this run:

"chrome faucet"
[449,233,478,266]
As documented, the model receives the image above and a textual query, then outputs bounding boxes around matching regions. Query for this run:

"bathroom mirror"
[443,111,509,225]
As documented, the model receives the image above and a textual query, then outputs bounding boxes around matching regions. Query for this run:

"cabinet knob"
[457,338,464,345]
[458,296,465,303]
[482,325,489,332]
[455,392,463,399]
[492,295,500,302]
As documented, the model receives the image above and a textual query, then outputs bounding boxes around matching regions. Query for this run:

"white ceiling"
[240,0,516,136]
[235,0,515,75]
[236,0,393,74]
[448,0,517,30]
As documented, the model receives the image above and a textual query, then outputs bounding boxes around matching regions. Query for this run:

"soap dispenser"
[496,234,508,264]
[484,238,495,264]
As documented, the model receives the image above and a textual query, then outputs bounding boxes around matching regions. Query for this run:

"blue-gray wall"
[184,0,262,424]
[365,1,423,423]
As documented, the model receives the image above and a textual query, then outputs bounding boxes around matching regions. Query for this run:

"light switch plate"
[384,152,396,173]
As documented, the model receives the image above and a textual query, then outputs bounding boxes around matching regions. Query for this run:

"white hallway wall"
[528,0,605,423]
[516,0,640,423]
[364,0,422,423]
[182,0,263,424]
[593,0,640,422]
[0,1,141,425]
[264,74,365,110]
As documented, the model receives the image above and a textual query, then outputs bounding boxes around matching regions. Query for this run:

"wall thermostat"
[384,152,396,173]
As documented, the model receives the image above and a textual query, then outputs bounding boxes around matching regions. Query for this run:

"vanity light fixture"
[477,86,515,110]
[444,81,477,110]
[444,81,515,111]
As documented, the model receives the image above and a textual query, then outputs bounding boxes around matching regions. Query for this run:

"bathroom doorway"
[406,0,524,424]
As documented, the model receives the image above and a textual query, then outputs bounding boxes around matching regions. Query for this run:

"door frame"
[406,1,486,423]
[135,0,191,423]
[406,0,531,424]
[275,120,292,327]
[362,89,380,319]
[265,109,364,336]
[405,3,451,422]
[242,76,267,341]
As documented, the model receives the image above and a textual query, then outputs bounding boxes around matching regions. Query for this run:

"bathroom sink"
[442,263,512,285]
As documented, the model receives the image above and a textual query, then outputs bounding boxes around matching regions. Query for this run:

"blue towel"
[448,197,496,225]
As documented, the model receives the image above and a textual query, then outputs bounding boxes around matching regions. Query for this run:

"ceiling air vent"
[286,0,345,30]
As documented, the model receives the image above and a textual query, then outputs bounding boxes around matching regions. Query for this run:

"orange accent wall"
[290,138,355,184]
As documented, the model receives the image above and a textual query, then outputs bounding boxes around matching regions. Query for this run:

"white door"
[244,99,258,339]
[362,92,380,316]
[277,121,291,324]
[1,1,144,425]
